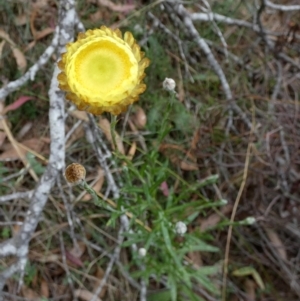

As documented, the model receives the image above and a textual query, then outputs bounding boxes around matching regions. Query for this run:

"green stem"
[110,114,118,152]
[158,91,176,144]
[81,181,114,212]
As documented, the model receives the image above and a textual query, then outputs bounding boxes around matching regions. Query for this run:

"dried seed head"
[162,78,176,92]
[64,163,86,185]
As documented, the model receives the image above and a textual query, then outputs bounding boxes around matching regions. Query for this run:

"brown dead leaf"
[35,27,54,40]
[176,64,185,102]
[180,160,199,171]
[29,251,60,263]
[127,119,147,151]
[200,213,221,231]
[16,122,33,140]
[160,143,185,153]
[0,119,41,181]
[30,7,54,41]
[0,29,17,46]
[14,14,28,26]
[264,227,287,261]
[127,141,137,161]
[75,289,102,301]
[21,286,40,300]
[12,223,22,236]
[31,0,49,10]
[70,110,89,121]
[51,283,70,298]
[0,138,46,161]
[159,143,185,165]
[188,250,203,268]
[66,123,84,149]
[32,273,39,290]
[69,241,86,259]
[90,10,104,22]
[66,250,84,267]
[200,204,233,231]
[14,14,27,26]
[244,279,256,301]
[40,279,49,298]
[191,128,201,151]
[93,266,106,298]
[0,29,27,71]
[0,104,6,148]
[160,143,198,171]
[83,168,105,201]
[0,40,5,59]
[99,117,125,154]
[24,40,36,52]
[13,53,26,72]
[30,9,38,39]
[131,106,147,129]
[97,0,135,13]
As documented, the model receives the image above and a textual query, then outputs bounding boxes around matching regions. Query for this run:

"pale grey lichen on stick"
[0,0,76,295]
[0,190,33,203]
[265,0,300,11]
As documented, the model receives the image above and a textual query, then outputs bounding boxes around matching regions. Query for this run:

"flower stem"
[81,181,114,212]
[158,92,176,144]
[110,114,118,152]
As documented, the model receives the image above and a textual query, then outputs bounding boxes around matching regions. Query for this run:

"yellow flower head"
[57,26,150,115]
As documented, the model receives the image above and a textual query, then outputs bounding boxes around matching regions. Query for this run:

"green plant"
[78,91,225,301]
[24,261,37,287]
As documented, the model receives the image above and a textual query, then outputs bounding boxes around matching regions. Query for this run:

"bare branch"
[191,12,257,30]
[0,0,77,292]
[0,191,33,204]
[86,115,121,199]
[265,0,300,11]
[0,26,59,101]
[90,224,124,301]
[269,61,283,113]
[192,9,300,71]
[59,231,77,299]
[169,2,253,129]
[171,4,232,100]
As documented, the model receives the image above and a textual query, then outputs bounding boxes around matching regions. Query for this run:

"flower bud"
[138,248,147,257]
[163,78,176,92]
[239,217,256,225]
[64,163,86,185]
[175,221,187,236]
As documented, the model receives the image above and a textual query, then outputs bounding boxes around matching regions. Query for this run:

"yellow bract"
[57,26,150,115]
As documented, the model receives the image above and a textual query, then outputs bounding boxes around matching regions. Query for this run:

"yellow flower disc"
[57,26,150,115]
